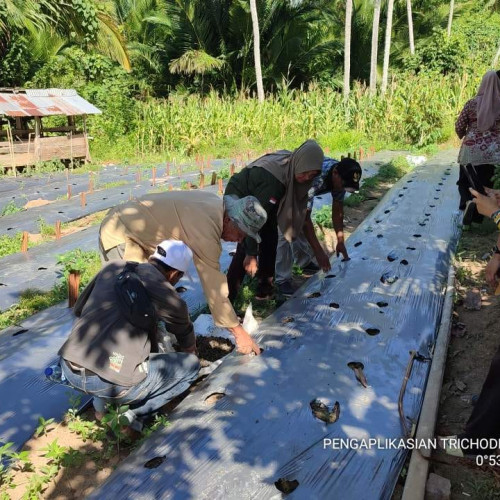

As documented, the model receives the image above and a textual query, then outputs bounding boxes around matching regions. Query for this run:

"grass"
[0,200,24,217]
[0,249,100,329]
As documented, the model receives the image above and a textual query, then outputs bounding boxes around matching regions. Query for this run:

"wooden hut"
[0,88,101,173]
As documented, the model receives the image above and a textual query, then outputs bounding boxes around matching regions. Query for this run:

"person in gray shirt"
[59,240,199,433]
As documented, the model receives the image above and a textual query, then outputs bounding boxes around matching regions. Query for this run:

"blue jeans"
[61,353,199,430]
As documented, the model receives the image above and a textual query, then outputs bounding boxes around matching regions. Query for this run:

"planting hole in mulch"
[274,478,300,494]
[205,392,226,405]
[197,335,234,366]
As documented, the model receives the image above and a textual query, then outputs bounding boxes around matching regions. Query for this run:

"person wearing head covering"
[98,190,267,355]
[224,140,324,301]
[58,240,200,433]
[456,70,500,224]
[275,157,363,296]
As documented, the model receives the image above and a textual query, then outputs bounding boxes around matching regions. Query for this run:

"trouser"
[275,229,315,284]
[61,353,200,430]
[460,343,500,454]
[226,219,278,301]
[457,163,495,215]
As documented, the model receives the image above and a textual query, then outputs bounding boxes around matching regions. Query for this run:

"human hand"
[336,240,349,260]
[485,187,500,206]
[470,188,499,218]
[485,254,500,288]
[243,255,258,277]
[232,326,261,355]
[315,249,331,272]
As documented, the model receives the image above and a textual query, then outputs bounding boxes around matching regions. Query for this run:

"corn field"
[133,72,479,158]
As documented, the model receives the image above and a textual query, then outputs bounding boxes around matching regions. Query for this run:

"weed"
[343,193,365,207]
[0,200,24,217]
[378,156,411,181]
[34,416,55,438]
[98,180,130,190]
[292,264,303,277]
[41,439,67,465]
[217,167,231,180]
[313,205,333,229]
[37,217,55,238]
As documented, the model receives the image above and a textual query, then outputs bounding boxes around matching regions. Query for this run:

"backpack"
[114,262,157,333]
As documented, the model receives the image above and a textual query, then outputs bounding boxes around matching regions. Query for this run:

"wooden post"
[89,173,94,193]
[80,192,86,207]
[136,170,141,183]
[166,162,170,177]
[168,184,173,191]
[129,190,133,201]
[68,270,81,308]
[218,178,223,195]
[199,173,205,189]
[21,231,29,253]
[67,185,72,200]
[55,221,61,240]
[177,162,181,176]
[353,151,357,160]
[65,168,69,182]
[348,152,352,158]
[211,171,217,186]
[359,148,364,160]
[341,155,345,160]
[152,166,156,186]
[230,164,235,176]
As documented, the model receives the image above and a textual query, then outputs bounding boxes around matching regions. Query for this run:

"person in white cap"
[58,240,199,434]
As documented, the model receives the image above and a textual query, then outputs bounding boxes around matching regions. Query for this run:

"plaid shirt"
[307,158,346,211]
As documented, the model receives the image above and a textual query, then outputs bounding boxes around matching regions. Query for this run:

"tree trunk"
[447,0,455,37]
[343,0,353,101]
[381,0,394,94]
[407,0,415,55]
[249,0,264,103]
[370,0,382,95]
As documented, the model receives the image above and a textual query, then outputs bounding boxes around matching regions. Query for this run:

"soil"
[0,174,395,499]
[23,199,53,209]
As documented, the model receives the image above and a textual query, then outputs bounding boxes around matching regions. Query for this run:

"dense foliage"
[0,0,499,160]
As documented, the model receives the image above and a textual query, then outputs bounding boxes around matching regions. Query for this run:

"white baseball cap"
[152,240,193,279]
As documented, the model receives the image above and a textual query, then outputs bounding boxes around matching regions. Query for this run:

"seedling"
[34,416,55,437]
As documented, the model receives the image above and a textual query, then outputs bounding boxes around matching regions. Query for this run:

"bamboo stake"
[211,172,217,185]
[89,176,94,193]
[152,167,156,186]
[136,171,141,183]
[55,221,61,240]
[168,184,173,191]
[360,148,364,160]
[166,162,170,177]
[218,178,223,195]
[80,192,86,207]
[21,231,29,253]
[230,164,235,176]
[67,185,72,200]
[199,173,205,189]
[68,270,81,308]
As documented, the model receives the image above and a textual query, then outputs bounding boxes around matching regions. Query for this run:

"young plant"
[34,416,55,437]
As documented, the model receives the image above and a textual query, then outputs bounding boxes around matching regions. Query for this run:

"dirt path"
[432,221,500,499]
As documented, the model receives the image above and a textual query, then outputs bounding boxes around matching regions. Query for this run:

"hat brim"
[234,220,262,243]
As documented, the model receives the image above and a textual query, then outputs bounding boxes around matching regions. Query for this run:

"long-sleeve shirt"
[59,261,195,386]
[456,98,500,166]
[224,167,286,255]
[99,191,239,328]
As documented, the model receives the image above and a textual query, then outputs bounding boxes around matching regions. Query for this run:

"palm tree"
[407,0,415,54]
[249,0,264,102]
[447,0,455,37]
[344,0,353,100]
[381,0,394,94]
[369,0,382,95]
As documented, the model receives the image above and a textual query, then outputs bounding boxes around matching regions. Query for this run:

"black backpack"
[114,262,157,333]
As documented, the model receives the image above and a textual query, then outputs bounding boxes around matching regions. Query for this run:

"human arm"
[302,211,331,271]
[486,250,500,288]
[455,101,471,139]
[73,271,99,317]
[193,253,261,355]
[332,199,348,259]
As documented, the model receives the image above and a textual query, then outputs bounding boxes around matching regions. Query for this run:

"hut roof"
[0,89,101,117]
